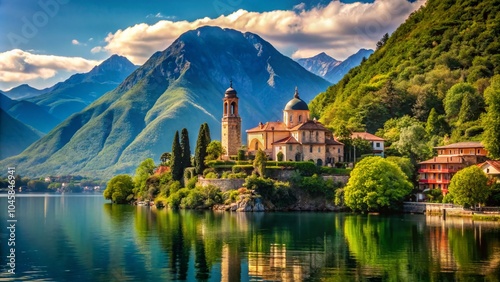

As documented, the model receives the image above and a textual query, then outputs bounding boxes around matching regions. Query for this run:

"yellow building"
[246,88,344,166]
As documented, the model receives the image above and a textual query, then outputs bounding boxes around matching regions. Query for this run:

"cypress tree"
[180,128,191,169]
[203,122,211,144]
[484,75,500,158]
[171,131,183,181]
[194,124,207,175]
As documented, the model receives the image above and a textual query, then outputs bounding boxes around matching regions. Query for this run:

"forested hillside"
[311,0,500,151]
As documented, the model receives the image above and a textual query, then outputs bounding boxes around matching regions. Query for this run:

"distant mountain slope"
[297,49,373,84]
[297,52,341,78]
[27,55,138,120]
[1,26,330,178]
[310,0,500,134]
[0,108,42,159]
[0,93,60,133]
[2,84,50,100]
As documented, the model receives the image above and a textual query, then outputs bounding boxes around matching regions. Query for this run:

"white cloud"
[72,39,81,45]
[90,46,103,53]
[92,0,425,64]
[0,49,101,84]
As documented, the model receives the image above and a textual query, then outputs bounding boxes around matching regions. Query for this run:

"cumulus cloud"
[0,49,101,84]
[72,39,81,45]
[92,0,425,64]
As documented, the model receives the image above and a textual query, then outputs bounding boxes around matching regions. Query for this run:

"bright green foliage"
[277,151,284,161]
[393,124,432,162]
[180,128,191,169]
[253,149,267,177]
[444,83,477,121]
[171,131,183,181]
[377,116,420,147]
[344,157,412,212]
[483,75,500,158]
[194,124,209,174]
[237,149,246,161]
[448,166,490,208]
[311,0,499,140]
[458,92,484,124]
[104,174,134,204]
[206,140,225,161]
[133,158,156,197]
[386,156,414,182]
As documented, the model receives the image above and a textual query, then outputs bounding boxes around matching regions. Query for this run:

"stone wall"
[321,175,350,185]
[403,202,461,214]
[198,177,245,192]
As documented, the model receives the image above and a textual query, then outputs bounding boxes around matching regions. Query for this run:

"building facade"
[246,88,344,166]
[221,82,242,157]
[351,132,385,156]
[477,160,500,183]
[418,142,488,193]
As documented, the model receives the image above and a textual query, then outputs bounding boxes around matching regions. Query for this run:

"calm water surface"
[1,194,499,281]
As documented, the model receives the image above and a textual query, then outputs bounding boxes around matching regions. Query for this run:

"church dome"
[284,87,308,111]
[225,81,237,97]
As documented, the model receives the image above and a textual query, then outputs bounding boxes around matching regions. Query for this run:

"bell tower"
[221,81,241,157]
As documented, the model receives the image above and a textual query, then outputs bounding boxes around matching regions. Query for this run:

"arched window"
[315,131,318,141]
[224,102,228,115]
[230,102,236,115]
[254,142,258,150]
[302,131,305,140]
[298,115,302,122]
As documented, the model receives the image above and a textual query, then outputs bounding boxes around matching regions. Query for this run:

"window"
[487,168,490,173]
[338,148,341,153]
[318,147,321,153]
[298,115,302,122]
[290,115,293,122]
[310,145,313,153]
[289,145,293,150]
[478,149,480,154]
[254,142,258,150]
[316,131,319,141]
[376,142,380,148]
[302,131,305,139]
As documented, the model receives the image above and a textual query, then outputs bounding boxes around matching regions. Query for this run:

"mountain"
[0,92,61,133]
[0,108,43,159]
[297,49,374,84]
[310,0,500,135]
[323,49,374,84]
[1,26,330,178]
[27,55,138,120]
[2,84,50,100]
[297,52,341,78]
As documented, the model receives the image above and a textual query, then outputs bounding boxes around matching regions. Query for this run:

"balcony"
[419,179,450,184]
[418,168,458,173]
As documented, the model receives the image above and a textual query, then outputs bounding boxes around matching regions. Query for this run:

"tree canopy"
[171,131,183,181]
[133,158,156,197]
[448,166,490,208]
[104,174,134,204]
[195,123,210,174]
[344,156,412,212]
[483,75,500,159]
[181,128,191,169]
[206,140,225,161]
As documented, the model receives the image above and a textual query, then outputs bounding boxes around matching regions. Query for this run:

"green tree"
[160,152,171,165]
[171,131,183,181]
[444,83,477,122]
[180,128,191,169]
[133,158,156,197]
[457,92,484,124]
[203,122,211,144]
[253,149,267,177]
[104,174,135,204]
[344,156,412,212]
[386,156,414,182]
[206,140,225,161]
[426,108,439,135]
[194,124,209,174]
[448,166,490,209]
[237,149,246,161]
[393,124,432,162]
[483,75,500,158]
[277,151,284,162]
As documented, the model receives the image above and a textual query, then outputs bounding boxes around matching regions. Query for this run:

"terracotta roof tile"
[246,121,287,132]
[273,136,299,144]
[434,142,484,149]
[351,132,384,141]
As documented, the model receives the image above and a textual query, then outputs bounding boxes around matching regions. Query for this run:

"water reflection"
[0,195,499,281]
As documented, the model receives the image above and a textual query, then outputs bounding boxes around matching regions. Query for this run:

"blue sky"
[0,0,424,90]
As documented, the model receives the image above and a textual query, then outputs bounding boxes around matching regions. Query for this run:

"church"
[220,82,344,166]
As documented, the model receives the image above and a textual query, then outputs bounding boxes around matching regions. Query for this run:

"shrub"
[203,168,217,177]
[223,190,240,204]
[205,172,218,179]
[186,176,198,189]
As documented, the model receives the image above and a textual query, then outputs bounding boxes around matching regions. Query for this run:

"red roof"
[246,121,287,132]
[272,136,299,144]
[351,132,384,141]
[434,142,484,149]
[290,120,328,131]
[326,138,343,145]
[477,160,500,171]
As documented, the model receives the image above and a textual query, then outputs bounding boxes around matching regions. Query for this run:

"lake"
[0,194,499,281]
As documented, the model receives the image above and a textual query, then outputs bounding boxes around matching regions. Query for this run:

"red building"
[418,142,488,193]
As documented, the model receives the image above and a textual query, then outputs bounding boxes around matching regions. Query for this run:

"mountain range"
[26,55,138,121]
[297,49,374,84]
[1,26,331,178]
[0,108,42,159]
[2,84,51,100]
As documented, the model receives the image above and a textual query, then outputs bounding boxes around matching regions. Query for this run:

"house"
[351,132,385,156]
[418,142,488,193]
[477,160,500,183]
[246,88,344,166]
